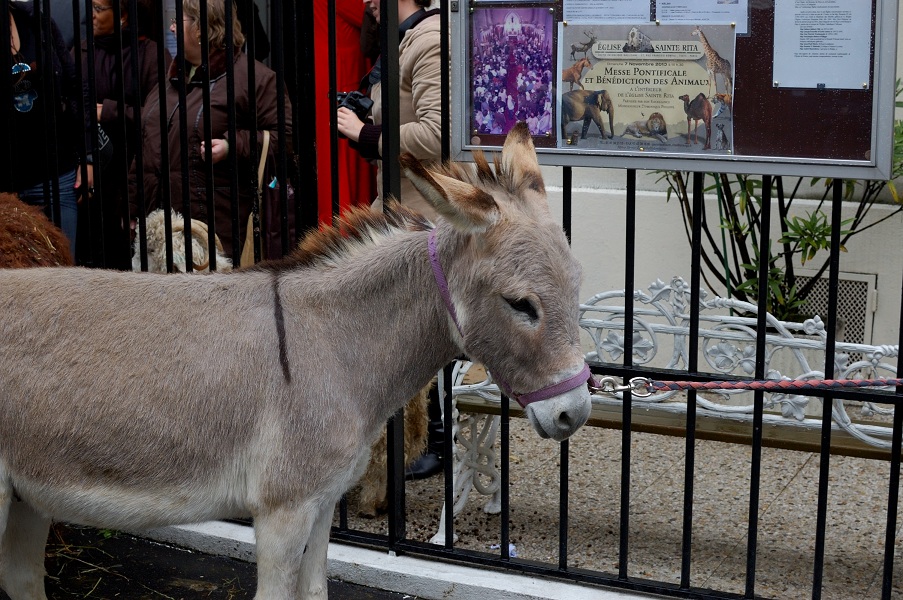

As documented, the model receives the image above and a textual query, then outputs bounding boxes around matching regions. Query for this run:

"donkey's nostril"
[556,411,574,430]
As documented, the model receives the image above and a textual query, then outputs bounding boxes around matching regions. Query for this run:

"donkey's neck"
[283,227,460,419]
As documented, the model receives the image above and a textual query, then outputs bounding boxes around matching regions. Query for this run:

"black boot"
[406,386,445,481]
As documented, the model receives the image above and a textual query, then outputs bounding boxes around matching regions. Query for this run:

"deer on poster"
[569,30,596,60]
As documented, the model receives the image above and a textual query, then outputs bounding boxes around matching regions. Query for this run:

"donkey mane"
[253,202,432,272]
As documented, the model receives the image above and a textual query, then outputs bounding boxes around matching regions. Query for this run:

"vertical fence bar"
[122,0,145,268]
[439,0,449,162]
[562,167,573,243]
[269,0,290,257]
[36,0,62,228]
[72,0,95,265]
[880,268,903,599]
[745,174,772,598]
[442,363,455,549]
[223,0,240,266]
[197,0,213,269]
[811,180,843,599]
[618,168,637,580]
[680,172,704,589]
[327,0,340,223]
[171,0,190,272]
[1,0,11,191]
[501,391,511,560]
[558,165,574,570]
[381,0,405,549]
[296,2,317,233]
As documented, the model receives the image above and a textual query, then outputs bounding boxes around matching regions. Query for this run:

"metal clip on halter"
[589,376,655,398]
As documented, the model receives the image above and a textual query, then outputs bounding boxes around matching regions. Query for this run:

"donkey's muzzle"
[524,385,591,442]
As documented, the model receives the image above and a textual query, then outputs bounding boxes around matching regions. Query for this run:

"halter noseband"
[428,228,593,408]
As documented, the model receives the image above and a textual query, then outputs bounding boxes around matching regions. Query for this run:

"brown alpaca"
[561,57,591,92]
[357,383,430,517]
[679,93,712,150]
[0,192,73,267]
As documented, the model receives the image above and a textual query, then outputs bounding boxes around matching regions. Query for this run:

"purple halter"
[428,228,593,408]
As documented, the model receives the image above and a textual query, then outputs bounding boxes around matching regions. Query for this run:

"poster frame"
[449,0,899,180]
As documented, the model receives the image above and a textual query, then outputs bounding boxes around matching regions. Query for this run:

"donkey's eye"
[505,297,538,321]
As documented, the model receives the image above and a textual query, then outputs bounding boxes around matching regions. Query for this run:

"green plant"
[656,81,903,321]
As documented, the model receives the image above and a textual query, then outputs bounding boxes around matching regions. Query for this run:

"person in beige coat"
[336,0,441,221]
[338,0,445,482]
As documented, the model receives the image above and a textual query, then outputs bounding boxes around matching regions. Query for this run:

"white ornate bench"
[430,275,900,544]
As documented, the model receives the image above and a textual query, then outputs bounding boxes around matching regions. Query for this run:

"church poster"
[557,23,736,154]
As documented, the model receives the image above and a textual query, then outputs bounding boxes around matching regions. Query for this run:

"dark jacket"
[82,34,169,193]
[3,3,83,191]
[130,48,292,257]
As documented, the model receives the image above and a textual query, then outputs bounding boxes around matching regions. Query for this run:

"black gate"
[3,1,902,599]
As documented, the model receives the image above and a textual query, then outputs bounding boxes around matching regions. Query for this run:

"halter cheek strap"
[428,228,592,408]
[428,228,464,337]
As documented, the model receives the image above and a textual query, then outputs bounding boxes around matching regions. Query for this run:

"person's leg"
[405,384,445,481]
[17,170,78,258]
[54,169,79,258]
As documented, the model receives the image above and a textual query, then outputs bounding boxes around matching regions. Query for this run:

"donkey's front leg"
[253,503,319,599]
[0,501,51,600]
[294,501,334,600]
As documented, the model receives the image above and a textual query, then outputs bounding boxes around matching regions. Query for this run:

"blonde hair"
[182,0,245,50]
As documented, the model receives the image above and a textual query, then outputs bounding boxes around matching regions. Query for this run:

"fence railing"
[7,2,903,598]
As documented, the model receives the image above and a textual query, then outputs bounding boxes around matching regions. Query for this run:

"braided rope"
[651,378,903,392]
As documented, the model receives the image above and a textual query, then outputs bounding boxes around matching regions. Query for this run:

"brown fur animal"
[621,112,668,142]
[357,384,430,517]
[561,57,591,92]
[679,93,712,150]
[0,192,73,267]
[561,89,615,141]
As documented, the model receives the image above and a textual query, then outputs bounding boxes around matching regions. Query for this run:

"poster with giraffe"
[557,23,735,154]
[453,0,895,178]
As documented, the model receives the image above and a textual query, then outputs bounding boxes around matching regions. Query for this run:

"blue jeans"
[18,168,78,258]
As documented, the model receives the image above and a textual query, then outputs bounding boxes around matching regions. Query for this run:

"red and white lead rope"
[590,375,903,398]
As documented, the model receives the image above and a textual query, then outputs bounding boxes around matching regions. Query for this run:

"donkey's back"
[0,268,283,527]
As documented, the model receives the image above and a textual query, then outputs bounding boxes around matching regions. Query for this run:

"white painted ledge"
[139,521,657,600]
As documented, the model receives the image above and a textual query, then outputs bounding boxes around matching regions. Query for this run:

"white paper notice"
[657,0,749,35]
[772,0,871,89]
[563,0,650,24]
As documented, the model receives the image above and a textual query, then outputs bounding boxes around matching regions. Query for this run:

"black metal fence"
[4,1,903,599]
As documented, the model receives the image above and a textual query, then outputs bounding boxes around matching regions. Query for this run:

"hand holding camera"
[335,91,374,122]
[335,91,374,142]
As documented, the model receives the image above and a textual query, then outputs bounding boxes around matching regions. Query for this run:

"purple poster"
[470,7,556,146]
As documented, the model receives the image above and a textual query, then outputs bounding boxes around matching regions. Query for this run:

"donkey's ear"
[499,122,545,196]
[399,154,499,233]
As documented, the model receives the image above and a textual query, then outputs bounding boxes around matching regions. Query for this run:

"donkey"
[0,123,591,600]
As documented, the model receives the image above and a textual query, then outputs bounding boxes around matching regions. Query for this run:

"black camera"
[335,91,374,122]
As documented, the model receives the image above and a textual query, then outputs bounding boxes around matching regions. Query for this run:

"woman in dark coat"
[4,1,85,257]
[130,0,292,259]
[81,0,170,268]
